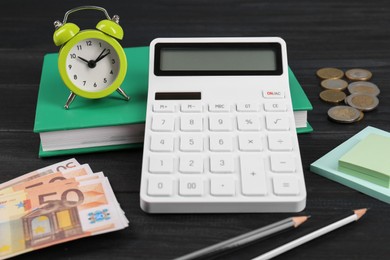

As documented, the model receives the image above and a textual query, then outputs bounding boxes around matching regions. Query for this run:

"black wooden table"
[1,1,389,259]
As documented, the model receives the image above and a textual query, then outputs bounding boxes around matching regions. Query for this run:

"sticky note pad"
[310,126,390,204]
[338,134,390,188]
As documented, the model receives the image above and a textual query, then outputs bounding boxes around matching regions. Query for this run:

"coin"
[320,78,348,90]
[348,81,380,96]
[316,68,344,79]
[327,106,361,123]
[345,68,372,81]
[345,93,379,111]
[319,89,346,103]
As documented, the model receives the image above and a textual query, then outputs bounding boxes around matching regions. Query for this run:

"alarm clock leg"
[116,87,130,101]
[64,92,76,109]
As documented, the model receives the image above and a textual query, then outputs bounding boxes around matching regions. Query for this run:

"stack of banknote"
[0,158,128,259]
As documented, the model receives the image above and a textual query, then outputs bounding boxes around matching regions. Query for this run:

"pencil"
[174,216,309,260]
[252,208,368,260]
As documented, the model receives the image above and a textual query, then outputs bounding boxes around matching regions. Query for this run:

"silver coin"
[345,93,379,111]
[321,78,348,90]
[345,68,372,81]
[348,81,380,96]
[327,105,361,123]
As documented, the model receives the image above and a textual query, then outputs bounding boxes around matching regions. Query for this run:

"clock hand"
[94,48,107,62]
[95,49,111,63]
[77,56,89,64]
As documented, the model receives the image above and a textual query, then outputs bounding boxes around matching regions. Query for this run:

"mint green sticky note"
[338,134,390,188]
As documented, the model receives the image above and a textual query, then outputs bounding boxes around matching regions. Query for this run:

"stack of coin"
[316,67,380,123]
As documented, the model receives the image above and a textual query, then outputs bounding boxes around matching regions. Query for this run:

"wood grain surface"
[0,0,389,259]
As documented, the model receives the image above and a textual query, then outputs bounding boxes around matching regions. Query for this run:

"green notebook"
[34,46,313,157]
[310,126,390,204]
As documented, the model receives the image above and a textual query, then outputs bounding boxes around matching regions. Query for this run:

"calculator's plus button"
[153,103,175,113]
[240,155,267,196]
[149,154,174,173]
[180,134,203,152]
[270,154,296,173]
[179,154,204,173]
[236,103,259,112]
[237,114,261,131]
[273,175,300,196]
[267,133,293,151]
[181,103,203,112]
[210,154,235,173]
[209,103,230,112]
[180,115,203,132]
[150,134,174,152]
[263,90,285,99]
[238,134,262,151]
[264,102,287,112]
[209,115,233,131]
[147,176,173,196]
[210,177,236,196]
[151,115,175,131]
[209,134,233,152]
[265,114,290,131]
[179,177,204,196]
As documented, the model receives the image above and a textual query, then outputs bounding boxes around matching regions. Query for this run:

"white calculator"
[140,37,306,213]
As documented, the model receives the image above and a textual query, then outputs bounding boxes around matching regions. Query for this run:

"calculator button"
[153,103,175,113]
[180,134,203,152]
[263,90,285,98]
[236,103,258,112]
[238,134,262,151]
[179,154,204,173]
[181,103,202,112]
[268,133,293,151]
[265,114,290,130]
[270,154,296,173]
[210,154,234,173]
[237,114,261,131]
[147,176,173,196]
[150,134,174,152]
[209,103,230,112]
[209,115,233,131]
[209,134,233,151]
[149,154,174,173]
[180,114,203,132]
[264,102,287,112]
[240,155,267,196]
[179,177,204,196]
[151,115,175,131]
[273,176,300,196]
[210,177,236,196]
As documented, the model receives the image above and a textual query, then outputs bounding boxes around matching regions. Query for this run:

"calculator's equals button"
[210,177,236,196]
[273,176,300,196]
[147,176,173,196]
[240,155,267,196]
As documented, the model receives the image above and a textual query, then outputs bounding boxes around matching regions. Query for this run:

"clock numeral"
[70,53,76,59]
[68,65,72,70]
[103,78,107,83]
[93,82,97,88]
[86,40,92,46]
[110,70,113,75]
[112,59,116,64]
[77,45,82,50]
[83,81,86,86]
[99,42,102,48]
[74,74,77,80]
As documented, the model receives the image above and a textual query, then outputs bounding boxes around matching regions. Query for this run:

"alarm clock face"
[58,30,127,99]
[66,38,120,92]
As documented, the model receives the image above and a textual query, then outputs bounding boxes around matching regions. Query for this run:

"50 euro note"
[0,158,80,191]
[0,177,128,259]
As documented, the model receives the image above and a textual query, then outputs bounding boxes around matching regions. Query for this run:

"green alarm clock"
[53,6,129,109]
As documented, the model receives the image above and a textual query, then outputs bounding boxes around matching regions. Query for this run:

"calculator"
[140,37,306,213]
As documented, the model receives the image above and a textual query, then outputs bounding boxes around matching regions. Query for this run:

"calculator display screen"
[155,43,282,76]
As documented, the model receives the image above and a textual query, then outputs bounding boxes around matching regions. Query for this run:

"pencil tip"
[292,216,310,227]
[354,208,368,220]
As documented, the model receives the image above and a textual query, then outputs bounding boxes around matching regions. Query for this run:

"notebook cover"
[310,126,390,204]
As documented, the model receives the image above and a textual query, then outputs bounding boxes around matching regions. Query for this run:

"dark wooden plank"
[1,0,390,259]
